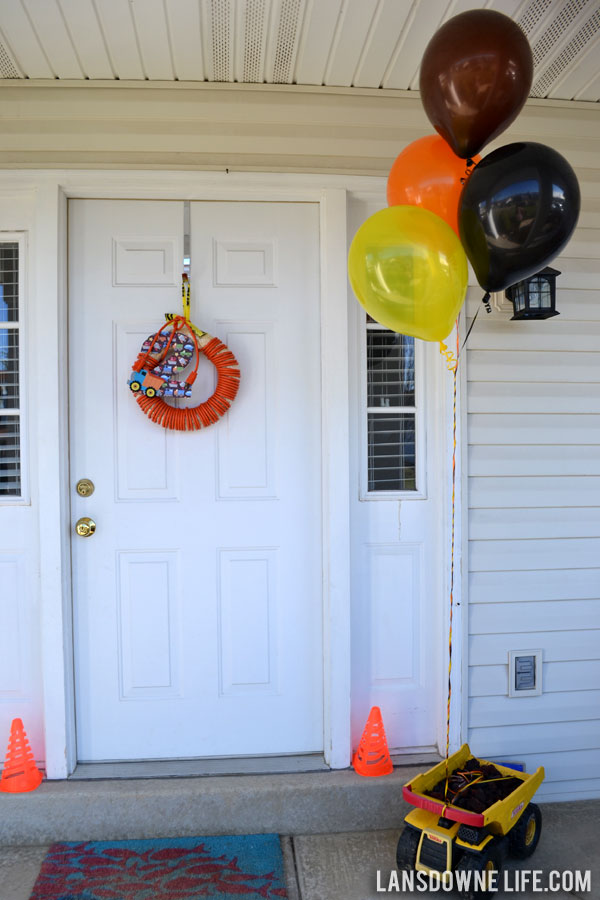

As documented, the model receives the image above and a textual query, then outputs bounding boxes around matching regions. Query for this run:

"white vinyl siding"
[465,147,600,801]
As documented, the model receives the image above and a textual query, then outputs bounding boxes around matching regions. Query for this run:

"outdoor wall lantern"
[505,267,560,320]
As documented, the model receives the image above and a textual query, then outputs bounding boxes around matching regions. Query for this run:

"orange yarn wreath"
[136,333,241,432]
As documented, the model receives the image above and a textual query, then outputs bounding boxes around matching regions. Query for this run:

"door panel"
[70,199,323,762]
[348,196,444,753]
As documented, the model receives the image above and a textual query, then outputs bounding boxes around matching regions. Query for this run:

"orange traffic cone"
[0,718,43,793]
[352,706,393,777]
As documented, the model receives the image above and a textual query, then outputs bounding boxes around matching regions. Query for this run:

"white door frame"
[22,169,462,778]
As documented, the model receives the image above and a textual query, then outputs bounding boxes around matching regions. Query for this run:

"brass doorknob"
[75,517,96,538]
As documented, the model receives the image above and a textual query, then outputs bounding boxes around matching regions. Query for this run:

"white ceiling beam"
[94,0,145,79]
[382,0,445,91]
[22,0,84,78]
[165,0,206,82]
[324,0,378,88]
[0,1,54,78]
[293,0,341,86]
[130,0,175,80]
[353,0,412,90]
[57,0,114,80]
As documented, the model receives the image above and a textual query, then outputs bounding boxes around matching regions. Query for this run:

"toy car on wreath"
[128,369,165,399]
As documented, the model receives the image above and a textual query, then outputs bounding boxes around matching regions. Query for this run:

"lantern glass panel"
[540,281,552,308]
[529,280,541,308]
[514,284,525,311]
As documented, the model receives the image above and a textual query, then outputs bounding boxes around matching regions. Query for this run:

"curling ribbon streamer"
[442,324,459,798]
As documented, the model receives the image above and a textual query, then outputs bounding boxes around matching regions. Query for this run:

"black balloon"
[458,142,580,293]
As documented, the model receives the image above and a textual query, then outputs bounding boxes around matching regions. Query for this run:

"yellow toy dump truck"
[397,743,545,899]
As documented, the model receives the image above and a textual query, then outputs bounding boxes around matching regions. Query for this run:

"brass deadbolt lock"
[76,478,95,497]
[75,517,97,538]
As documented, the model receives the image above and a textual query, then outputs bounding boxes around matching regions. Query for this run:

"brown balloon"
[419,10,533,159]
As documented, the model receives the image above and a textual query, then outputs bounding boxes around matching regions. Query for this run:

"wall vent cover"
[508,649,543,698]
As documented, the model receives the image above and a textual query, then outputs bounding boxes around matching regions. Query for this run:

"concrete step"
[0,766,424,845]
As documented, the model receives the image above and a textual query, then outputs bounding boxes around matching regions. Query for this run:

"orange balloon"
[387,135,480,236]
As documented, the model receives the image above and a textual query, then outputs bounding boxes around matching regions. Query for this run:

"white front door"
[69,199,323,762]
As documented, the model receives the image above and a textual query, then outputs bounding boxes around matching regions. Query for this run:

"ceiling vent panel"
[1,0,598,100]
[532,7,600,97]
[243,0,266,83]
[0,40,21,78]
[272,0,302,84]
[530,0,590,69]
[518,0,555,36]
[211,0,231,82]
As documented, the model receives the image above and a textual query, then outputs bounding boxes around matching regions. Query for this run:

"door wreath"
[128,281,241,431]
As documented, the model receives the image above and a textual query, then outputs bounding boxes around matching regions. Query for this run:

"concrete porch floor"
[0,772,597,900]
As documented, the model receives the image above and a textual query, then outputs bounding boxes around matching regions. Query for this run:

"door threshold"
[70,752,329,780]
[390,749,442,768]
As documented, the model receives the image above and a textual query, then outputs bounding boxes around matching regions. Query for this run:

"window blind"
[366,322,416,493]
[0,242,21,497]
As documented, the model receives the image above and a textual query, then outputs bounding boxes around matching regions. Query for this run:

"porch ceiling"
[0,0,599,102]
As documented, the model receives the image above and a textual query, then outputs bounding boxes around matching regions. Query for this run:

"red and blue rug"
[29,834,288,899]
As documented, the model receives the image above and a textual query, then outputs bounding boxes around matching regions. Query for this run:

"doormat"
[29,834,288,900]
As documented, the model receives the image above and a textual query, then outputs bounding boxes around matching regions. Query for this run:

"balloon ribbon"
[440,324,459,799]
[439,293,490,792]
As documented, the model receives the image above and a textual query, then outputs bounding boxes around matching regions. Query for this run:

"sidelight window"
[0,239,23,498]
[362,315,423,496]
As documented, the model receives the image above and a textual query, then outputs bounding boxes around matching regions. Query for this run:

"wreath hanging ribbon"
[128,277,241,431]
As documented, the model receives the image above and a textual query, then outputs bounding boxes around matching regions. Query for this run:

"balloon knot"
[482,292,492,313]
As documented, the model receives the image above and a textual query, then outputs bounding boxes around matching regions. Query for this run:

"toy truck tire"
[396,826,420,871]
[508,803,542,859]
[455,840,503,900]
[130,381,141,392]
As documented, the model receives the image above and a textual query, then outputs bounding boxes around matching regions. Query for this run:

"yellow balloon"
[348,205,468,341]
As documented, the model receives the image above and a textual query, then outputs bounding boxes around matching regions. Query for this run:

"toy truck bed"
[403,743,544,836]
